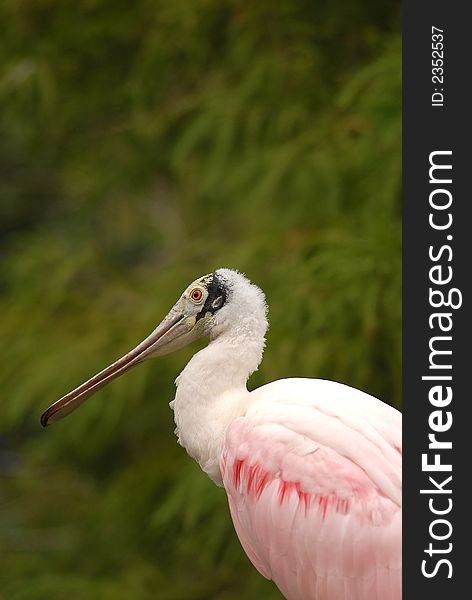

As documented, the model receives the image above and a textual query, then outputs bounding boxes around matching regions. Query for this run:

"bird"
[41,268,402,600]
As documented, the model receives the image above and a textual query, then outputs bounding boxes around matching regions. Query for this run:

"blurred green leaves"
[1,1,400,598]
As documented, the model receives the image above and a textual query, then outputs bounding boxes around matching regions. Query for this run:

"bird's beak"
[40,301,197,427]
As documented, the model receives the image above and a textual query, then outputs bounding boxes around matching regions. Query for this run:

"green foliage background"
[0,1,401,598]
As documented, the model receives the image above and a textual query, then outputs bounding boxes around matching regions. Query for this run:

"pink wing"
[221,379,401,600]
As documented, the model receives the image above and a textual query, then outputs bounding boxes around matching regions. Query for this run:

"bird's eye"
[190,288,204,303]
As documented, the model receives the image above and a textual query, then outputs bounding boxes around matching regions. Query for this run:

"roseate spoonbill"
[41,269,402,600]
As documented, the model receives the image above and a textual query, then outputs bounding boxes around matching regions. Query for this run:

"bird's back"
[221,378,402,600]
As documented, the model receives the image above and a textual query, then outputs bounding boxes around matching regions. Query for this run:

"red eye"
[191,288,203,302]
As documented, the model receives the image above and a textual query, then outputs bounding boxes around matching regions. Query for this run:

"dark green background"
[1,1,401,598]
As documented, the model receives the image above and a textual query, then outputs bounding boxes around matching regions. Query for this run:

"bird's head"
[40,268,267,426]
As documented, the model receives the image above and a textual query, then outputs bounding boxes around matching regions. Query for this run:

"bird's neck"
[170,321,265,485]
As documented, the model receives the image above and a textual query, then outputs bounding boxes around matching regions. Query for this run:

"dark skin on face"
[40,272,227,427]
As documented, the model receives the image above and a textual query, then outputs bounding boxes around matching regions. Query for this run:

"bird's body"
[222,379,401,600]
[41,268,402,600]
